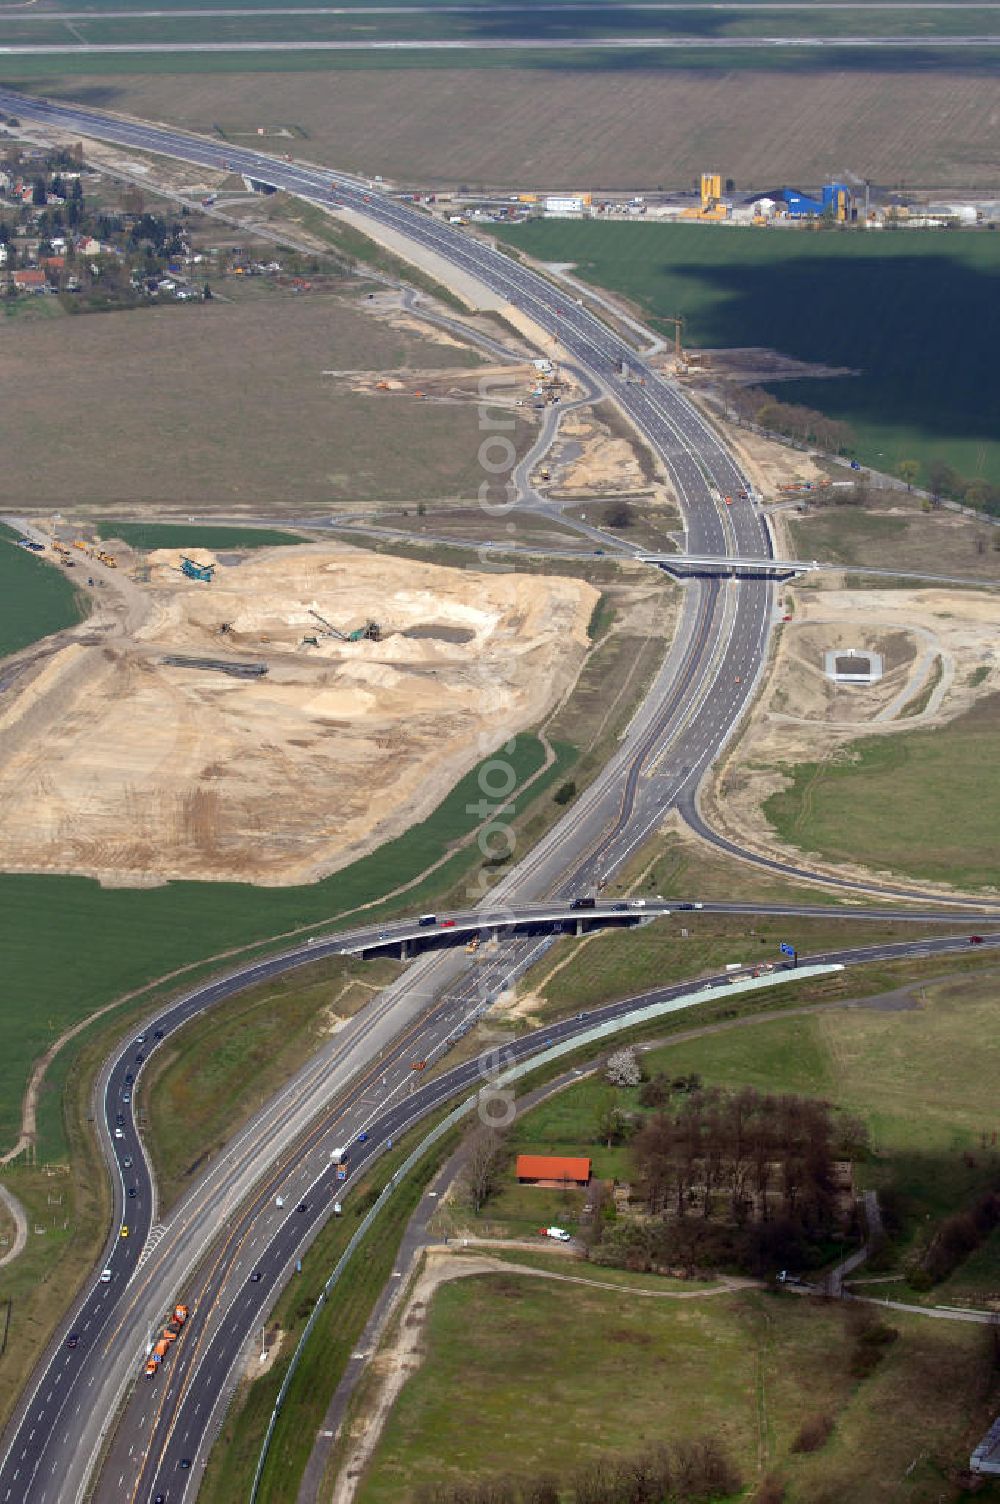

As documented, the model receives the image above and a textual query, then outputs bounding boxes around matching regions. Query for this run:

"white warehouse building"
[543,195,587,216]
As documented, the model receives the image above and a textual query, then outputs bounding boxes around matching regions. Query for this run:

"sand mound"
[0,544,597,886]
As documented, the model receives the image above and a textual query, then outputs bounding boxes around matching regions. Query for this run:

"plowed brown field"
[60,68,1000,190]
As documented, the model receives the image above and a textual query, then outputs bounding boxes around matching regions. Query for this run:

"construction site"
[0,542,596,886]
[457,171,994,230]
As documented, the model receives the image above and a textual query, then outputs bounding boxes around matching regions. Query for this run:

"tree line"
[414,1436,741,1504]
[720,380,1000,520]
[908,1183,1000,1290]
[721,384,856,457]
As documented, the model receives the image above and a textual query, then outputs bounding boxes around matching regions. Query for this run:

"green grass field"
[0,526,83,657]
[495,220,1000,489]
[763,692,1000,888]
[4,44,1000,81]
[32,0,1000,9]
[639,967,1000,1233]
[463,958,1000,1256]
[357,1271,997,1504]
[374,965,1000,1501]
[357,1279,827,1500]
[786,504,1000,582]
[0,734,559,1159]
[532,912,926,1019]
[96,523,307,551]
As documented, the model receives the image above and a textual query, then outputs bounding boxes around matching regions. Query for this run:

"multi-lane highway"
[4,905,999,1504]
[0,85,990,1504]
[3,896,998,1504]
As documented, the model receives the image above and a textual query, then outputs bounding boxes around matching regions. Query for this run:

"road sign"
[779,943,796,957]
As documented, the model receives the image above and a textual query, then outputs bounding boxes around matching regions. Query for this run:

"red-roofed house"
[516,1154,591,1188]
[12,269,47,293]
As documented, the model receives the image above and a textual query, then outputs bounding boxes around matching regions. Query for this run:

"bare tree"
[461,1128,509,1214]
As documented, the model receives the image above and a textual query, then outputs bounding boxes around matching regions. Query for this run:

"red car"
[969,935,984,945]
[440,919,456,928]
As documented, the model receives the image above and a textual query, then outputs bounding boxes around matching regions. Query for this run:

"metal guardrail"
[248,962,843,1499]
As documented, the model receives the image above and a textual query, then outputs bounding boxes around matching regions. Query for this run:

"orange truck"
[143,1304,189,1376]
[144,1339,171,1377]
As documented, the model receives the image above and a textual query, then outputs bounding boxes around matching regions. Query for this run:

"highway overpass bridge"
[639,552,821,580]
[316,903,657,962]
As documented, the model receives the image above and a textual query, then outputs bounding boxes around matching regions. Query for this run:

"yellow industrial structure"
[681,171,727,222]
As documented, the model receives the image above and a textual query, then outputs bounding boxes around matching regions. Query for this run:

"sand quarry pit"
[0,545,597,886]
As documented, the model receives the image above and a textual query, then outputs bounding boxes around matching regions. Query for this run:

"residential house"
[12,268,47,293]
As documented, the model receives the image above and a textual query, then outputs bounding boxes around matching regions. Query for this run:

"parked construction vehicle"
[143,1303,189,1377]
[68,540,117,567]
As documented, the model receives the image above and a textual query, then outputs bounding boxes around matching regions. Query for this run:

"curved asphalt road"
[104,927,1000,1504]
[2,899,997,1504]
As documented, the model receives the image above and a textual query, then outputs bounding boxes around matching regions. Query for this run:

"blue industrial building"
[778,182,851,220]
